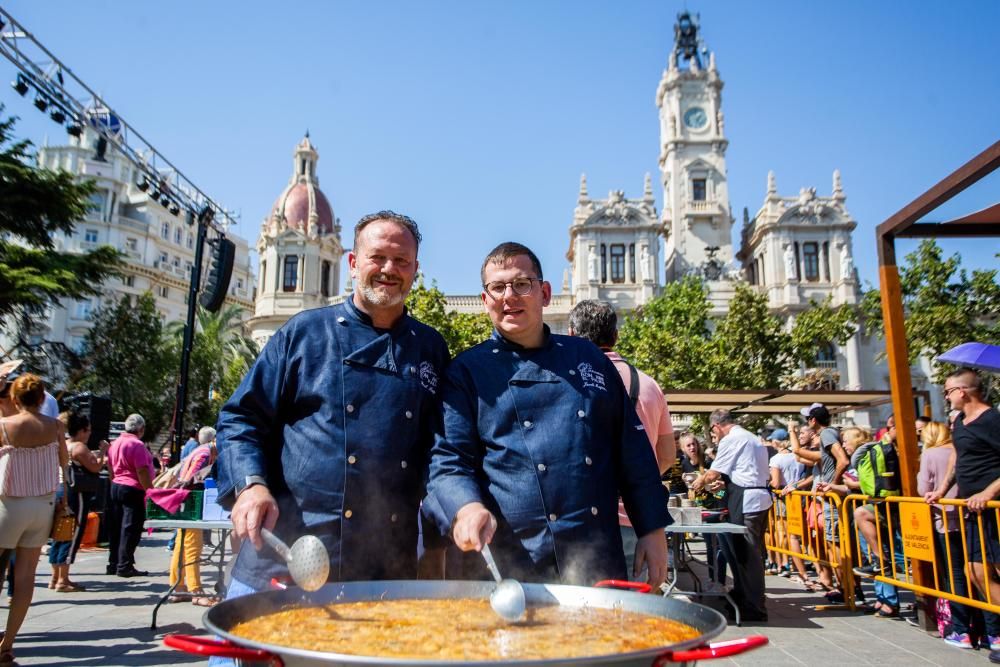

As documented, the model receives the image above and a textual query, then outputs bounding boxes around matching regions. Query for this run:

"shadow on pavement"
[12,623,204,665]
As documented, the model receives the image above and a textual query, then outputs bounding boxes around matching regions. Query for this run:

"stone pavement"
[0,528,987,666]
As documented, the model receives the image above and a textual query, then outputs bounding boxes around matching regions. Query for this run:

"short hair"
[480,242,543,285]
[353,210,421,253]
[916,415,932,425]
[198,426,217,444]
[946,367,983,399]
[840,426,871,449]
[808,405,832,426]
[709,409,735,427]
[124,413,145,434]
[67,412,91,437]
[10,373,45,409]
[568,300,617,349]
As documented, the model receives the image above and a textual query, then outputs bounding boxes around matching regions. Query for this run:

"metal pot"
[165,580,766,666]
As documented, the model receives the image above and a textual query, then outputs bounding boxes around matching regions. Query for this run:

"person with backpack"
[850,414,904,617]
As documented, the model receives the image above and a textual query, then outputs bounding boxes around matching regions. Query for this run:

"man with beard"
[215,211,449,598]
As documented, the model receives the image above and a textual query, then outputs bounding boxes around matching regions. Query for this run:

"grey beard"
[359,281,404,308]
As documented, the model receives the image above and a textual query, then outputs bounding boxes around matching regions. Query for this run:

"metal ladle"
[261,527,330,592]
[481,543,527,623]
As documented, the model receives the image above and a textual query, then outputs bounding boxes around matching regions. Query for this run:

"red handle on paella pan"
[594,579,653,593]
[653,635,768,663]
[164,634,284,665]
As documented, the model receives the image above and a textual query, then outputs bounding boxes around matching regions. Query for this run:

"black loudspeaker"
[60,393,112,449]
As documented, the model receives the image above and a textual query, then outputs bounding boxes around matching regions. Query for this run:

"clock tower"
[657,12,734,282]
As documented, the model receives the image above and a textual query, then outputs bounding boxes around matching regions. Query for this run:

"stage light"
[137,176,150,191]
[11,74,28,96]
[66,122,83,138]
[169,203,180,216]
[149,188,161,201]
[185,209,195,226]
[50,107,65,124]
[93,136,108,161]
[160,195,170,207]
[34,95,48,112]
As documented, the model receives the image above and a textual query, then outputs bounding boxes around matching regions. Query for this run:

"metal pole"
[172,207,211,462]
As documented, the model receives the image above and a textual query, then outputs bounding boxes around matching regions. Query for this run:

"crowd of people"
[0,209,997,665]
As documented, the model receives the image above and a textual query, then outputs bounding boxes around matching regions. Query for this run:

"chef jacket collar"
[490,324,553,353]
[343,296,410,335]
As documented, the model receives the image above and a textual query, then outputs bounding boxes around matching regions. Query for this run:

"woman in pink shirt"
[0,374,67,665]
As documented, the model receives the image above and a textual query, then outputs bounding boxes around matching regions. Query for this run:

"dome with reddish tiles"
[269,134,336,236]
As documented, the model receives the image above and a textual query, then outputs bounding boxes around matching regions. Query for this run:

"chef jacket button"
[591,507,598,516]
[409,366,417,375]
[391,513,398,522]
[523,420,532,429]
[492,349,499,354]
[548,513,557,521]
[405,410,413,419]
[577,410,585,418]
[337,316,346,324]
[585,456,593,465]
[569,369,576,375]
[348,455,357,464]
[344,509,353,519]
[346,404,355,413]
[400,460,408,469]
[537,463,546,472]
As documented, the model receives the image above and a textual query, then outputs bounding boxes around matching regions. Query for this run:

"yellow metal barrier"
[766,490,856,610]
[843,494,1000,616]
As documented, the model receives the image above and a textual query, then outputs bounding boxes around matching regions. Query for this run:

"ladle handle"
[261,527,292,561]
[480,544,503,584]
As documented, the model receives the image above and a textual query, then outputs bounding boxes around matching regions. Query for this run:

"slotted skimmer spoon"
[481,543,527,623]
[261,527,330,592]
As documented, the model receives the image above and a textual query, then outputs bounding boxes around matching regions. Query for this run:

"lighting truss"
[0,5,236,232]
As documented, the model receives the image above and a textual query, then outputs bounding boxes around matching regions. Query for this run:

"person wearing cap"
[767,428,809,581]
[789,403,849,595]
[691,409,772,622]
[215,211,449,602]
[566,299,675,581]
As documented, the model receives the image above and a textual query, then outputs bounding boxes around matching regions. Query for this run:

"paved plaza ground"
[0,529,987,665]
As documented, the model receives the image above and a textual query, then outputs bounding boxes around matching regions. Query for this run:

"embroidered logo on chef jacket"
[576,362,607,392]
[418,361,439,394]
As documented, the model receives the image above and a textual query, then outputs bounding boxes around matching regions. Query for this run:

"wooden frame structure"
[877,139,1000,498]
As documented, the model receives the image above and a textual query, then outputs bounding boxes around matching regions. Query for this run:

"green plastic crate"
[146,489,203,520]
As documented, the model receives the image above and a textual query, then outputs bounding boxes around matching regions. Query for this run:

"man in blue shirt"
[215,211,449,592]
[426,242,669,588]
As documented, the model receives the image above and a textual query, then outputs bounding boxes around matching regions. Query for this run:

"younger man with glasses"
[425,242,669,588]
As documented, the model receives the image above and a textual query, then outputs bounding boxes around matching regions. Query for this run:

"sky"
[3,1,999,295]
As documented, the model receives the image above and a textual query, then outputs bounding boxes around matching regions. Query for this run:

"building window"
[628,244,636,283]
[174,227,182,245]
[187,232,194,249]
[122,274,134,287]
[126,237,138,251]
[158,252,168,266]
[822,241,830,281]
[610,244,626,283]
[803,242,819,281]
[74,300,91,320]
[692,178,707,201]
[793,243,801,281]
[158,285,169,299]
[84,228,98,243]
[321,260,331,297]
[260,260,266,291]
[600,244,607,283]
[186,261,193,276]
[283,256,298,292]
[161,222,170,239]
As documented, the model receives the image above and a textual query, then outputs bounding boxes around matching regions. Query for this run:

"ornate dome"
[268,134,337,236]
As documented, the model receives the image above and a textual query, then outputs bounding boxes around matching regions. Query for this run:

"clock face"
[684,107,708,129]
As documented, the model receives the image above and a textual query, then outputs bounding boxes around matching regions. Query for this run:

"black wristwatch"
[236,475,268,497]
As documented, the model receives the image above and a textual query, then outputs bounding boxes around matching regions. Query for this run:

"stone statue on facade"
[588,245,598,282]
[839,244,854,282]
[640,244,651,282]
[783,243,797,281]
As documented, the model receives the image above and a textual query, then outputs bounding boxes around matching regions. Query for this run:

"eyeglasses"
[483,277,541,299]
[943,386,969,398]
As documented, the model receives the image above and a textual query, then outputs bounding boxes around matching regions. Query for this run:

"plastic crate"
[146,489,203,520]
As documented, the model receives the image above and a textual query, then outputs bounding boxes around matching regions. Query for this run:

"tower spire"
[578,173,589,201]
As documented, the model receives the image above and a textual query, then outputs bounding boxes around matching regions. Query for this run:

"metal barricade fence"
[843,494,1000,616]
[766,490,856,610]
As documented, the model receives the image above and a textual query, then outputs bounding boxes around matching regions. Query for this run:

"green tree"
[0,108,122,321]
[861,240,1000,383]
[167,304,258,429]
[710,283,796,389]
[790,296,858,365]
[73,292,177,440]
[616,275,715,389]
[405,275,492,356]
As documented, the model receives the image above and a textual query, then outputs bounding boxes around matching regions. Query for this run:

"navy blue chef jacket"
[216,299,449,590]
[425,327,669,584]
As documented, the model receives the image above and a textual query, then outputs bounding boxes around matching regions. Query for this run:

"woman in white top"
[0,373,68,665]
